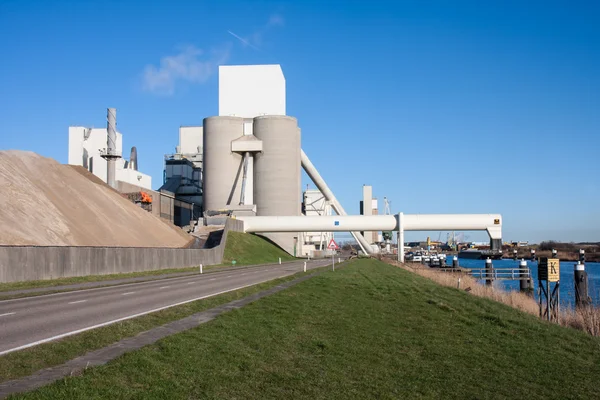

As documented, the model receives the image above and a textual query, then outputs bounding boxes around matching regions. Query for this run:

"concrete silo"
[202,116,245,211]
[253,115,301,254]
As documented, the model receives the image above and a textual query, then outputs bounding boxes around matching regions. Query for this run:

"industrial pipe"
[238,213,501,235]
[239,215,397,233]
[403,214,502,239]
[237,212,503,263]
[300,150,372,255]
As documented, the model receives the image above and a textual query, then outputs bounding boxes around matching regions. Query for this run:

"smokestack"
[129,146,138,170]
[101,108,121,189]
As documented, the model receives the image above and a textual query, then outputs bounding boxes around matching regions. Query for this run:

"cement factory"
[66,64,503,262]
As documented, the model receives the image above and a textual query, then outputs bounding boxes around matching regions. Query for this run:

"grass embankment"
[0,268,327,384]
[222,231,296,266]
[19,259,600,399]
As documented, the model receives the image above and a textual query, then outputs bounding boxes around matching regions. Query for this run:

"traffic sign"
[538,258,560,282]
[327,239,340,250]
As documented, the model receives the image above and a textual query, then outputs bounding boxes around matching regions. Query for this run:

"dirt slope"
[0,151,191,247]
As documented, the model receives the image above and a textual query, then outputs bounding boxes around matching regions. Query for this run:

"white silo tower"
[202,116,245,211]
[253,115,301,254]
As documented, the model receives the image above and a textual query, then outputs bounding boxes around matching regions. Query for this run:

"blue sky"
[1,0,598,243]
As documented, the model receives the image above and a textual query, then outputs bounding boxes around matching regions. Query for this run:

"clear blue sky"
[1,0,598,244]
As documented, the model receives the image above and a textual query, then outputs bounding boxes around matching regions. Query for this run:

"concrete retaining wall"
[0,219,244,283]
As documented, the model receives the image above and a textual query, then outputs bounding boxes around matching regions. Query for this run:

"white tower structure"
[218,65,286,205]
[68,123,152,190]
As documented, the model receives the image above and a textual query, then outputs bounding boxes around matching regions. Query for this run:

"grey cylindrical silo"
[203,116,245,212]
[253,115,301,217]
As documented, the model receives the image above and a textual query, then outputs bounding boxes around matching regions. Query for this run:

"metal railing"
[438,267,532,281]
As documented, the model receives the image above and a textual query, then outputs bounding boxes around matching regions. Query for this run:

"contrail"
[227,30,261,51]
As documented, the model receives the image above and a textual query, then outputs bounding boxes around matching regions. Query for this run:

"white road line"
[122,292,136,296]
[159,286,170,289]
[0,277,286,357]
[0,266,274,304]
[186,282,196,285]
[209,278,217,281]
[68,300,87,305]
[0,312,16,317]
[226,275,233,278]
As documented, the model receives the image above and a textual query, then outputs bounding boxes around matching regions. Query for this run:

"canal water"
[456,258,600,308]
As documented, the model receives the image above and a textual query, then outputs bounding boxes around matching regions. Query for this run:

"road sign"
[538,258,560,282]
[327,239,340,250]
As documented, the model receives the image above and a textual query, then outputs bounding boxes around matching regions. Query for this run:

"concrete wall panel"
[0,218,246,283]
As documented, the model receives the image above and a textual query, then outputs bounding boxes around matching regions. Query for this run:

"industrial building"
[62,63,503,259]
[301,188,334,256]
[68,122,152,190]
[159,126,203,226]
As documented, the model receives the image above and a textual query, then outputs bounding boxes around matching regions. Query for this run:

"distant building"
[301,189,333,256]
[68,127,152,190]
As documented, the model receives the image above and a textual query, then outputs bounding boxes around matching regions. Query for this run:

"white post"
[304,261,307,272]
[338,257,341,264]
[398,212,405,263]
[279,257,281,265]
[332,254,335,271]
[200,264,203,274]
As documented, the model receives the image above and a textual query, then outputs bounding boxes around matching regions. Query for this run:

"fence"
[0,219,243,283]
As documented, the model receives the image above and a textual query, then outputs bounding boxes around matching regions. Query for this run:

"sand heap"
[0,151,191,247]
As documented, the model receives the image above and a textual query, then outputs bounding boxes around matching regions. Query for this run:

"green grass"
[16,259,600,399]
[0,268,327,384]
[222,231,296,266]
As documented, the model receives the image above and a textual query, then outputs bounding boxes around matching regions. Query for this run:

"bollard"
[485,258,493,286]
[519,259,529,293]
[513,249,518,261]
[200,264,203,274]
[530,249,536,262]
[338,257,341,264]
[304,261,307,272]
[279,257,281,265]
[579,249,585,263]
[574,261,590,307]
[457,277,461,289]
[452,256,459,268]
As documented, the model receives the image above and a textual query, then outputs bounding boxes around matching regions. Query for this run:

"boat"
[458,249,503,260]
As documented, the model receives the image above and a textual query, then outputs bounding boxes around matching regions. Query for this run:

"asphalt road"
[0,259,333,356]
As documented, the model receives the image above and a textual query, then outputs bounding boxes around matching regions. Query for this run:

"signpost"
[327,239,340,271]
[538,257,560,322]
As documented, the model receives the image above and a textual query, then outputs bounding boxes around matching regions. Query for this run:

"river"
[456,258,600,308]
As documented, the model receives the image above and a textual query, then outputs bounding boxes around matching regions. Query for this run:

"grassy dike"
[15,259,600,399]
[222,231,296,266]
[0,270,322,384]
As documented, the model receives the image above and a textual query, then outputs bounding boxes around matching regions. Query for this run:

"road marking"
[0,312,15,317]
[209,278,216,281]
[226,275,233,278]
[122,292,136,296]
[68,300,87,305]
[159,286,170,290]
[0,264,286,305]
[0,277,288,357]
[187,282,196,285]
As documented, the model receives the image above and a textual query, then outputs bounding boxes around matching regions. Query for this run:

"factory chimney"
[129,146,138,170]
[100,108,121,189]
